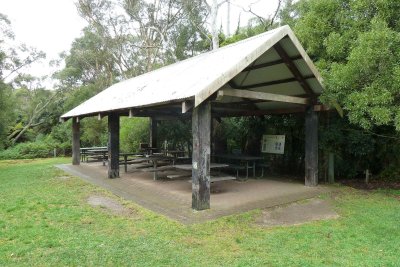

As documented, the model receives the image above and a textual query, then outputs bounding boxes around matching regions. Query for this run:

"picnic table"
[85,148,108,165]
[173,163,229,171]
[144,154,176,180]
[213,154,263,178]
[173,163,236,182]
[163,150,186,157]
[119,152,145,172]
[80,146,107,162]
[139,144,158,155]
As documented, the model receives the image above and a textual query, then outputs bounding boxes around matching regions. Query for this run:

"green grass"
[0,158,399,266]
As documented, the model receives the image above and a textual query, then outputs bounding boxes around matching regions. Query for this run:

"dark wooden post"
[72,117,80,165]
[150,117,157,149]
[192,101,211,210]
[108,113,120,178]
[305,106,318,186]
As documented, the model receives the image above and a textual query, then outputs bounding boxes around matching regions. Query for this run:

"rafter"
[273,43,316,98]
[241,55,302,72]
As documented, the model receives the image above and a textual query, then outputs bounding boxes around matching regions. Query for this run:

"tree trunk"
[211,0,219,50]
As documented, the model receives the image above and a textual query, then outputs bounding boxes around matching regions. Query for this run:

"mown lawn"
[0,158,399,266]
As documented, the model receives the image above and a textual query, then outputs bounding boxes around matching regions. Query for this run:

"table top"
[86,149,108,153]
[120,152,144,157]
[174,163,229,171]
[81,146,107,151]
[214,154,263,160]
[145,155,175,161]
[141,147,158,151]
[214,154,263,161]
[163,150,185,153]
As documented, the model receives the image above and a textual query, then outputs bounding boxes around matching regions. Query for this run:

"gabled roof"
[61,25,324,119]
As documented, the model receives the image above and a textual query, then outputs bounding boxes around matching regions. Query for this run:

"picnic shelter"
[61,25,327,211]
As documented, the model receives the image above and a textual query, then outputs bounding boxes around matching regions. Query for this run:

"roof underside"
[61,25,324,119]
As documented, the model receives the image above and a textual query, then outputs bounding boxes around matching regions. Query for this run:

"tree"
[52,0,211,149]
[0,13,46,148]
[203,0,226,49]
[74,0,209,76]
[8,74,61,144]
[279,0,400,179]
[281,0,400,131]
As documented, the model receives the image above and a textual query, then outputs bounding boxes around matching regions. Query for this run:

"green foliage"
[221,117,266,153]
[328,19,400,129]
[278,0,400,179]
[220,21,272,47]
[120,117,149,153]
[0,81,14,149]
[79,118,108,147]
[0,138,70,160]
[284,0,400,131]
[158,120,192,150]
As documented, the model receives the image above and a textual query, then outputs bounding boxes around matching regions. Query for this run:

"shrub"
[120,117,149,153]
[0,138,70,160]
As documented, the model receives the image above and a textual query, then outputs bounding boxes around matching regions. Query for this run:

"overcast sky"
[1,0,280,87]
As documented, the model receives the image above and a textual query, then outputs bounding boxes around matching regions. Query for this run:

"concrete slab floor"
[56,163,329,224]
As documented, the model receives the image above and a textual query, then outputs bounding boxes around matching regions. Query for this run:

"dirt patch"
[57,175,72,180]
[341,179,400,190]
[256,199,339,227]
[87,195,133,216]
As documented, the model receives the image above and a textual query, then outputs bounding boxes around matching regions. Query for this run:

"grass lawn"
[0,158,399,266]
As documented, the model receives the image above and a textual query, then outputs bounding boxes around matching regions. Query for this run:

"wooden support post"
[108,113,120,178]
[192,101,211,210]
[149,117,157,149]
[72,117,80,165]
[305,106,318,186]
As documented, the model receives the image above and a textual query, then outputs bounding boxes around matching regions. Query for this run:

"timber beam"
[212,104,331,117]
[274,43,316,99]
[182,101,194,113]
[218,89,310,105]
[229,75,314,90]
[241,55,303,72]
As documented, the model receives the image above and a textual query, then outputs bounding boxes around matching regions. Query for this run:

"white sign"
[261,135,285,154]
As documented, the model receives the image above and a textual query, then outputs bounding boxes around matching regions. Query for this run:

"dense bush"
[0,138,70,160]
[120,117,149,153]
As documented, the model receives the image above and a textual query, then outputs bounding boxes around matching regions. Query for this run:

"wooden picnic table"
[119,152,145,172]
[173,163,236,182]
[144,154,176,180]
[85,148,108,165]
[213,154,263,178]
[173,163,229,171]
[141,147,159,155]
[80,146,107,161]
[163,150,186,157]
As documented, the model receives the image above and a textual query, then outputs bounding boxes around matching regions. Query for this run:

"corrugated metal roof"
[61,25,324,119]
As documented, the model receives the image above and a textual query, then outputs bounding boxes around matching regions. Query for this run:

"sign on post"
[261,135,285,154]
